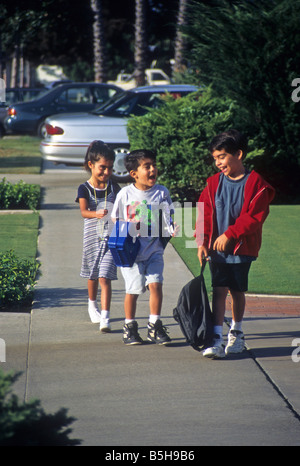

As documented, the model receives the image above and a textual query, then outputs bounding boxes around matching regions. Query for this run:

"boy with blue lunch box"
[111,150,175,345]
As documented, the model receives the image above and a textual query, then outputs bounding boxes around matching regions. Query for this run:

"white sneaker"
[88,307,101,324]
[225,330,245,355]
[203,335,226,359]
[100,319,111,333]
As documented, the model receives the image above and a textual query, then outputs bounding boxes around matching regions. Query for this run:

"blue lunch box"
[108,220,140,267]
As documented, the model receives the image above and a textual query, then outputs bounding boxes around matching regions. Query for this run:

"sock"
[101,310,110,322]
[231,320,243,332]
[149,314,160,324]
[88,299,98,310]
[213,325,223,339]
[125,319,135,325]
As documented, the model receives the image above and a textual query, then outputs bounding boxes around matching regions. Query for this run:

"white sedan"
[40,85,198,181]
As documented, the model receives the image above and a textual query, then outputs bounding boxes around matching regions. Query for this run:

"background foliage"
[127,87,263,202]
[0,0,180,81]
[185,0,300,202]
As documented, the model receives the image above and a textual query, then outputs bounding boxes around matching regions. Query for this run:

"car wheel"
[0,125,5,139]
[112,147,131,182]
[37,120,47,139]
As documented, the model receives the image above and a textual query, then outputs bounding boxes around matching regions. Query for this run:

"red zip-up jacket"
[195,170,275,257]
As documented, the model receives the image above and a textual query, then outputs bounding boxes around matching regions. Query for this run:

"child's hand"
[96,209,108,219]
[213,234,230,252]
[198,246,208,266]
[172,222,180,237]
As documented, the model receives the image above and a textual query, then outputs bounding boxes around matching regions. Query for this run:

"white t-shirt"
[111,184,174,261]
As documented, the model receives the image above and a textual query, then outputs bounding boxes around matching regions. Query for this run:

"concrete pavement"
[0,167,300,446]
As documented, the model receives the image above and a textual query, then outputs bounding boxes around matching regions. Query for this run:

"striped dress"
[76,180,120,280]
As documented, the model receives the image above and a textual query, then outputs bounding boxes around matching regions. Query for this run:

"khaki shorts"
[121,252,164,294]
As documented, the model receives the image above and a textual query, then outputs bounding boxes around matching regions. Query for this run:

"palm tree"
[134,0,147,86]
[173,0,188,74]
[91,0,106,83]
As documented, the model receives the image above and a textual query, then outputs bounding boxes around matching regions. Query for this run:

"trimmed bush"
[127,87,263,203]
[0,250,40,309]
[0,178,40,210]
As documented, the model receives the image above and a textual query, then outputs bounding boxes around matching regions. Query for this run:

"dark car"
[4,82,122,138]
[0,87,45,138]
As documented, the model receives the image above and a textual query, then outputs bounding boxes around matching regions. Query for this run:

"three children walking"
[76,130,274,358]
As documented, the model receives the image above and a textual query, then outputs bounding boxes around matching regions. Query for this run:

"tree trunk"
[91,0,107,83]
[134,0,147,86]
[10,46,18,87]
[173,0,188,74]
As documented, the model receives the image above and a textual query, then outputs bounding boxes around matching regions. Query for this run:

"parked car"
[40,84,199,181]
[0,87,45,138]
[108,69,171,90]
[4,82,122,138]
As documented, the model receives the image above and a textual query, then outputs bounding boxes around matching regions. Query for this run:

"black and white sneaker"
[147,320,171,345]
[203,335,226,359]
[123,321,143,345]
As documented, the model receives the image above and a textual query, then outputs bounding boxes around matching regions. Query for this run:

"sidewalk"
[1,168,300,446]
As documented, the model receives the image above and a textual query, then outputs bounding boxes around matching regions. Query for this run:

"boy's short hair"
[209,129,248,159]
[84,140,115,172]
[125,149,156,172]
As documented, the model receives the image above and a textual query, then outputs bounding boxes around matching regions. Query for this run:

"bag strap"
[200,257,209,276]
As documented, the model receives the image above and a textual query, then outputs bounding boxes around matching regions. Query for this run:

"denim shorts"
[121,252,164,295]
[209,261,252,292]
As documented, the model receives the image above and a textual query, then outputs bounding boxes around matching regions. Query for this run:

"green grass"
[0,136,42,174]
[171,205,300,296]
[0,213,40,260]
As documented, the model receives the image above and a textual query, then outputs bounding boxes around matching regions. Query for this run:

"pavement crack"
[247,346,300,424]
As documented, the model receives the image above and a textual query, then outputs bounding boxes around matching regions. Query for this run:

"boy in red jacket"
[196,130,275,358]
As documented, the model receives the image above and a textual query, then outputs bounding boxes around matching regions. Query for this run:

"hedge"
[127,87,263,203]
[0,178,40,210]
[0,250,40,309]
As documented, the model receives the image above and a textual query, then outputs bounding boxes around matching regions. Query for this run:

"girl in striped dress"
[76,141,120,332]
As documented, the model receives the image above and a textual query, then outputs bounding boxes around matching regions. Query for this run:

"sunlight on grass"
[171,205,300,296]
[0,213,40,260]
[0,136,42,174]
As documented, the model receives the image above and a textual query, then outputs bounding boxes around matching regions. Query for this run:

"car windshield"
[91,90,185,118]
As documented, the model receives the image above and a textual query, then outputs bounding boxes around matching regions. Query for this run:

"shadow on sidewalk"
[33,287,87,309]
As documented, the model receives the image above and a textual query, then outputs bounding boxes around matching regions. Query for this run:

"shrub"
[127,87,259,203]
[0,250,40,309]
[0,178,40,210]
[0,369,80,446]
[127,87,264,203]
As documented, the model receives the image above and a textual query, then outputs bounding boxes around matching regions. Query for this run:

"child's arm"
[195,186,211,250]
[78,198,108,219]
